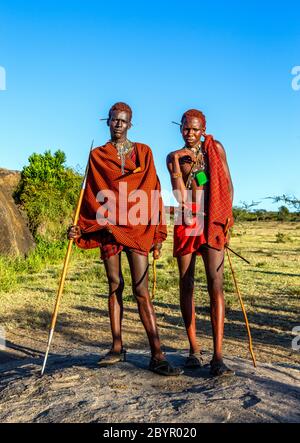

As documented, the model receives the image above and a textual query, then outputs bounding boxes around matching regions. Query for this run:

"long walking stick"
[152,258,157,300]
[225,219,256,368]
[41,141,94,376]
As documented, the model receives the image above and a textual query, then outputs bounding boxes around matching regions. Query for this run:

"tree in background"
[270,195,300,212]
[233,201,261,222]
[277,205,290,221]
[14,150,82,242]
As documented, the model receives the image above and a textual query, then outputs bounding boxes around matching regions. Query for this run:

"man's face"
[108,110,131,142]
[181,117,204,148]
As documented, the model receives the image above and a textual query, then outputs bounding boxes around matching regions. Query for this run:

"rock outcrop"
[0,168,35,256]
[0,347,299,423]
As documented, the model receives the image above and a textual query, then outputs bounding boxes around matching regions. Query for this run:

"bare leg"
[177,253,201,355]
[201,246,225,364]
[103,253,124,353]
[126,250,164,361]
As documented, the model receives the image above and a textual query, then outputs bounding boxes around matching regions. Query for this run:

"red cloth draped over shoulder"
[204,134,234,249]
[75,142,167,252]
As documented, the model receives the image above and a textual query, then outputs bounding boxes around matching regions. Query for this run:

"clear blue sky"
[1,0,299,210]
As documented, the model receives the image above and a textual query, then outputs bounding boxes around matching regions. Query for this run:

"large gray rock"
[0,168,35,256]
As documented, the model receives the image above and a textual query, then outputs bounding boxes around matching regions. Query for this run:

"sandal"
[98,348,127,367]
[149,358,184,377]
[184,353,204,369]
[209,359,235,377]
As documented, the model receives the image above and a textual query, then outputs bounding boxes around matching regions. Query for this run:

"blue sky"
[0,0,299,210]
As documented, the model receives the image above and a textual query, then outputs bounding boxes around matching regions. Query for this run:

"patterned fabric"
[173,202,207,257]
[99,146,147,260]
[173,135,233,255]
[75,142,167,253]
[203,135,234,249]
[99,229,147,260]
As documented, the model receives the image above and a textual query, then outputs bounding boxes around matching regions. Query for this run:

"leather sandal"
[98,348,127,367]
[149,358,184,376]
[184,353,204,369]
[209,359,235,377]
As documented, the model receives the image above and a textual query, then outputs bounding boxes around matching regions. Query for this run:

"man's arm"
[166,149,196,205]
[215,140,234,203]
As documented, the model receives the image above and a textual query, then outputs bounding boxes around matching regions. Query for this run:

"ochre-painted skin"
[167,115,233,367]
[68,109,164,361]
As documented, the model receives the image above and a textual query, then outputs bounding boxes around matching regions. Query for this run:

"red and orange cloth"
[173,135,234,257]
[75,142,167,256]
[173,202,207,256]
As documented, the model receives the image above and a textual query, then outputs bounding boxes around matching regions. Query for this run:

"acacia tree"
[270,195,300,212]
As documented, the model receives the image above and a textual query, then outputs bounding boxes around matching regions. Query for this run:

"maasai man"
[68,102,182,376]
[166,109,234,377]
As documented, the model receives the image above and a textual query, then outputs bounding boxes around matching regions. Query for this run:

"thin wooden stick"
[225,245,251,265]
[41,140,94,376]
[152,259,157,300]
[226,248,257,368]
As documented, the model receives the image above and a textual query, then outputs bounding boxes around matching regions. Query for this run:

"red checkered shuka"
[202,135,234,249]
[75,142,167,255]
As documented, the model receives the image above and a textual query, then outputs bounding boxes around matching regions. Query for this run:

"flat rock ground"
[0,339,299,423]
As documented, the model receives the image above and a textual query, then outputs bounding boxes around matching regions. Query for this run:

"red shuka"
[173,135,234,256]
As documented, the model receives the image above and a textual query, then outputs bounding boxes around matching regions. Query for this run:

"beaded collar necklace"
[111,139,133,174]
[185,143,208,189]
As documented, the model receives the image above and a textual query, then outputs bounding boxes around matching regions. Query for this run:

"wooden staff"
[225,218,257,368]
[41,141,94,376]
[152,258,157,300]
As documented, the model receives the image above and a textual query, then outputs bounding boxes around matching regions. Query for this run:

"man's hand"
[67,225,82,240]
[170,148,196,164]
[153,243,162,260]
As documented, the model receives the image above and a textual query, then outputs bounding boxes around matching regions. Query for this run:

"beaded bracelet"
[172,172,182,179]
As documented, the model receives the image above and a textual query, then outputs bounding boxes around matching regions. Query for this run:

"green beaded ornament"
[195,170,208,186]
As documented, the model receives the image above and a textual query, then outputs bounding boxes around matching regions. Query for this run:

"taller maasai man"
[166,109,234,377]
[68,102,182,376]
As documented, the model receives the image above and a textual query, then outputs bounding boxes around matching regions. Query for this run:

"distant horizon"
[0,160,297,213]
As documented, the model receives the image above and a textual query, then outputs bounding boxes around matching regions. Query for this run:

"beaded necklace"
[112,139,134,174]
[185,143,208,189]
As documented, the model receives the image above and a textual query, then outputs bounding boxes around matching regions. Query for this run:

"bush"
[275,232,291,243]
[14,150,82,241]
[277,206,289,221]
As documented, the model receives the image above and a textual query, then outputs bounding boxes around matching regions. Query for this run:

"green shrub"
[0,257,18,292]
[275,232,291,243]
[255,261,266,268]
[277,206,290,221]
[14,150,82,241]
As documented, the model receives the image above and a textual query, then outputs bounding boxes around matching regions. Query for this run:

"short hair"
[181,109,206,130]
[108,102,132,121]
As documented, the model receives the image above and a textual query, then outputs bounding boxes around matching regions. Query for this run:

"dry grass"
[1,221,299,366]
